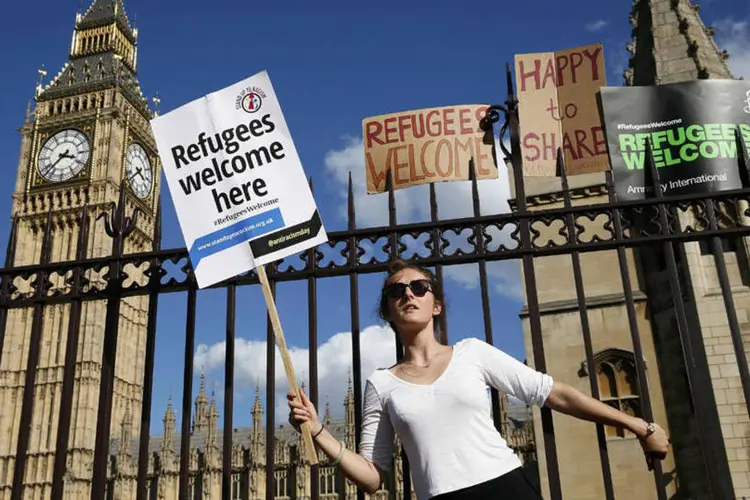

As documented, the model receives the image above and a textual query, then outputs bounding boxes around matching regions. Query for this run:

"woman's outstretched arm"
[287,388,386,494]
[544,381,670,468]
[470,337,670,469]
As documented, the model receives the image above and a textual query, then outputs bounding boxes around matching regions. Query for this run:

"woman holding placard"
[287,259,670,499]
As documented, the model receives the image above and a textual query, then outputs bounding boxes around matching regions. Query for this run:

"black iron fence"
[1,64,749,500]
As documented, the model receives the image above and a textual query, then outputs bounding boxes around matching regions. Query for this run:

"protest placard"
[599,79,750,201]
[514,43,609,176]
[362,104,498,194]
[151,69,327,463]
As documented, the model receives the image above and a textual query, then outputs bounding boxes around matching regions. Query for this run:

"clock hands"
[127,165,151,198]
[135,166,145,181]
[51,149,73,168]
[42,149,75,177]
[128,166,146,183]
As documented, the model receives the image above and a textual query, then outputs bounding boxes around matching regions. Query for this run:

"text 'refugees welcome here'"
[170,113,285,214]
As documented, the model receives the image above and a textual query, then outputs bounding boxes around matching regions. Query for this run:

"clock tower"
[0,1,160,498]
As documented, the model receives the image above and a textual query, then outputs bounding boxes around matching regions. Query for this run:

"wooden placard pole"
[256,264,318,465]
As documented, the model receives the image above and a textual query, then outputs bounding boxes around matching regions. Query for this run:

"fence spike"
[41,209,54,264]
[429,183,438,222]
[116,180,127,231]
[469,157,481,218]
[386,169,396,228]
[153,198,162,251]
[556,147,570,195]
[735,129,750,188]
[76,203,89,261]
[347,171,355,231]
[4,215,18,268]
[505,62,514,100]
[643,139,663,200]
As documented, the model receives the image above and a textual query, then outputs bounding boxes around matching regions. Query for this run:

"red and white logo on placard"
[236,86,267,114]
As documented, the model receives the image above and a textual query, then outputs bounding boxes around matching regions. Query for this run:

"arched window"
[319,466,336,495]
[231,473,241,500]
[580,349,643,439]
[274,468,290,498]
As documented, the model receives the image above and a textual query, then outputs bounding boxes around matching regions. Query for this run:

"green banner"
[599,80,750,201]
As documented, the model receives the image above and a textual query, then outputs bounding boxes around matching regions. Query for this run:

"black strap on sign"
[249,210,323,258]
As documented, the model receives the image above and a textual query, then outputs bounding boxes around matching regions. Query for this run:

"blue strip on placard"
[189,208,285,269]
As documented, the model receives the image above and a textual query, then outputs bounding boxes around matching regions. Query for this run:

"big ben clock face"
[37,129,90,182]
[125,143,153,199]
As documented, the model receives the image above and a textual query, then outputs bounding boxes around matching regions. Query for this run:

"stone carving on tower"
[623,0,733,86]
[0,0,160,498]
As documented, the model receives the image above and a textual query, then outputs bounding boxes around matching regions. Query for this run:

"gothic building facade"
[105,375,537,500]
[517,1,750,499]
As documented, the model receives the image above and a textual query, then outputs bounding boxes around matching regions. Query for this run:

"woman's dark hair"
[377,259,447,324]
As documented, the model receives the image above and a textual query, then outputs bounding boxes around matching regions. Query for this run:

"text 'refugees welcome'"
[170,113,285,214]
[617,122,750,170]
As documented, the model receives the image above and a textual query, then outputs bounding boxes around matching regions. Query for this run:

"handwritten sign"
[362,105,498,194]
[514,43,609,176]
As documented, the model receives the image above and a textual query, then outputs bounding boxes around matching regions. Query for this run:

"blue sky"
[1,0,748,436]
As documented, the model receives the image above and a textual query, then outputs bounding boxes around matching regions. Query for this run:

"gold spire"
[152,93,161,116]
[35,66,47,97]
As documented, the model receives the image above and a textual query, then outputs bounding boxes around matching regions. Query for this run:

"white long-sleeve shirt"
[359,337,553,500]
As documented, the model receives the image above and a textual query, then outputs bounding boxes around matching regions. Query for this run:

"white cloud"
[323,136,512,229]
[715,18,750,79]
[194,324,397,423]
[442,260,524,302]
[585,20,608,32]
[324,137,429,227]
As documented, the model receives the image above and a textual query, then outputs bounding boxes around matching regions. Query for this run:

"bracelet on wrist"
[643,422,656,438]
[634,420,655,439]
[332,440,345,466]
[312,425,325,440]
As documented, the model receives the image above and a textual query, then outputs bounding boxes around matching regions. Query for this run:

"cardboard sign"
[599,79,750,201]
[514,43,609,176]
[362,105,498,194]
[151,70,327,289]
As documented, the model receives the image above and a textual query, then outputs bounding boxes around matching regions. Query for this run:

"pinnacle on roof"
[624,0,733,86]
[252,382,263,415]
[196,372,208,403]
[77,0,136,42]
[34,0,151,119]
[164,395,175,423]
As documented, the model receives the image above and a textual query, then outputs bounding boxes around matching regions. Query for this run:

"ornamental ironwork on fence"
[1,65,749,500]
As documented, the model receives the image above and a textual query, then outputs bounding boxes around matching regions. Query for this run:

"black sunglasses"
[384,279,433,299]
